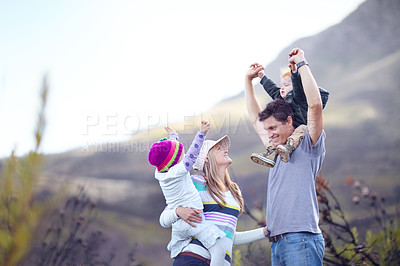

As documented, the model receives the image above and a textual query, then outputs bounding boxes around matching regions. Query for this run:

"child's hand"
[257,69,265,78]
[164,126,177,136]
[200,120,210,134]
[288,62,297,73]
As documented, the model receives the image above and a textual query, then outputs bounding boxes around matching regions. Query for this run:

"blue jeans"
[271,232,325,266]
[173,254,210,266]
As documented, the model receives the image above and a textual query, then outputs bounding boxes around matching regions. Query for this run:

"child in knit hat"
[149,121,226,265]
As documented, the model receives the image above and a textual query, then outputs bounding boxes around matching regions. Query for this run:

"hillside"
[225,0,400,181]
[32,0,400,264]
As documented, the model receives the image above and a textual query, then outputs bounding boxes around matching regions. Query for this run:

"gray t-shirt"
[266,128,326,237]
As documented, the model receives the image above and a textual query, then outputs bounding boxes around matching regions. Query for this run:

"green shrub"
[0,76,47,266]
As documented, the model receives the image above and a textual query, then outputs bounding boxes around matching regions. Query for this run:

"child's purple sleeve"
[183,131,206,172]
[169,133,179,141]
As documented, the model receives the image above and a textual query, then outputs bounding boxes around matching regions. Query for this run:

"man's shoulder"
[298,128,326,153]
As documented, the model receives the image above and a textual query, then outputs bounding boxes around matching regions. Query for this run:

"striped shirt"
[183,174,241,265]
[159,176,266,265]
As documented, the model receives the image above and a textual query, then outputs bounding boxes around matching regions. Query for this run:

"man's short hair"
[259,99,294,124]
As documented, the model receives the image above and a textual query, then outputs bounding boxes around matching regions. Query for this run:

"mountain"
[227,0,400,181]
[31,0,400,264]
[266,0,400,83]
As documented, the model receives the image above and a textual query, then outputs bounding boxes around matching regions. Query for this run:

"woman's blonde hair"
[203,147,244,214]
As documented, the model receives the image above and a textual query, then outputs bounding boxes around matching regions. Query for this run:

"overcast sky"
[0,0,366,157]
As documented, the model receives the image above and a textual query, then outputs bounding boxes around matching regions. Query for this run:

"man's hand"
[289,48,306,65]
[200,120,210,134]
[164,126,177,137]
[246,63,265,81]
[176,207,202,227]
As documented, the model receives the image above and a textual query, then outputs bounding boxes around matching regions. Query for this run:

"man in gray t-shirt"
[245,48,325,265]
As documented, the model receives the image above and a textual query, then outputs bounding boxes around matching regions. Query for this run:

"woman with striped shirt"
[160,135,268,265]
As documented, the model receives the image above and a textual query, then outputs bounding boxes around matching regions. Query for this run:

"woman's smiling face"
[210,144,232,167]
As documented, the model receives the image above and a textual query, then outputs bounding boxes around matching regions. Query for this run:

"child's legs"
[266,138,276,154]
[287,125,307,149]
[208,238,225,266]
[190,215,226,265]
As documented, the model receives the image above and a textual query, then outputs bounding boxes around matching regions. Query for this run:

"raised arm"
[289,66,307,107]
[182,120,210,172]
[258,67,281,100]
[290,62,330,110]
[245,63,270,148]
[165,126,179,141]
[289,48,323,145]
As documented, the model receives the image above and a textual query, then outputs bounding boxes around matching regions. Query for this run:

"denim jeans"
[271,232,325,266]
[173,254,210,266]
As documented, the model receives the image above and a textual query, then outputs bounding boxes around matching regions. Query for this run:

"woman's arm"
[159,206,202,228]
[233,227,268,246]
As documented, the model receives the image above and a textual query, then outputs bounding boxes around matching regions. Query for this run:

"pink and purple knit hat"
[148,138,184,172]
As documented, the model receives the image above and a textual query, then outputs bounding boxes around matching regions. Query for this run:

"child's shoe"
[276,143,294,163]
[250,151,277,168]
